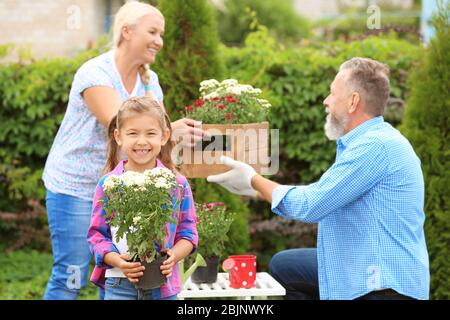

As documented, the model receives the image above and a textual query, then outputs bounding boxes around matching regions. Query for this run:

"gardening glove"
[207,156,258,197]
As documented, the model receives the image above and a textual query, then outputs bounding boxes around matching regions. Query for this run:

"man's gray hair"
[339,57,390,116]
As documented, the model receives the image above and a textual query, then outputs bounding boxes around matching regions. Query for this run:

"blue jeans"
[268,248,320,300]
[269,248,414,300]
[44,189,104,300]
[105,278,177,300]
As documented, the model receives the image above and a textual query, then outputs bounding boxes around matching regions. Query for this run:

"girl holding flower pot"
[42,1,203,300]
[87,97,198,300]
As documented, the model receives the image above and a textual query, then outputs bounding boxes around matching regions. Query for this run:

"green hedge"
[0,49,100,211]
[153,0,224,119]
[215,0,311,46]
[400,4,450,300]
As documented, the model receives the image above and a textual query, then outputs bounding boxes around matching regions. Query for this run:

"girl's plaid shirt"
[87,159,198,298]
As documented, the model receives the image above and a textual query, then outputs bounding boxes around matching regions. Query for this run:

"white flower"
[224,84,256,96]
[202,91,219,100]
[220,79,238,87]
[145,167,174,178]
[128,226,137,234]
[104,175,121,191]
[154,177,169,189]
[257,99,272,108]
[240,84,254,93]
[225,86,243,95]
[154,167,174,177]
[133,216,142,224]
[143,167,176,189]
[200,79,220,93]
[200,79,219,88]
[121,171,145,187]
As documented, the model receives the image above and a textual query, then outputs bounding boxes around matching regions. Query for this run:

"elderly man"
[207,58,430,300]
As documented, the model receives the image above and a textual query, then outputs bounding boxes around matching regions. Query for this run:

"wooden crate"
[179,122,269,178]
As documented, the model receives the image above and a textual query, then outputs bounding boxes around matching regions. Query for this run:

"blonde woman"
[42,2,203,300]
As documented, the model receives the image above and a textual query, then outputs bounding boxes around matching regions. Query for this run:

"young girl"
[87,96,198,300]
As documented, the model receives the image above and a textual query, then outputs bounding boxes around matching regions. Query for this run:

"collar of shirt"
[337,116,384,149]
[111,158,165,175]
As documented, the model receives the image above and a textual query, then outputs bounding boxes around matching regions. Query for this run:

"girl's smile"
[134,148,151,155]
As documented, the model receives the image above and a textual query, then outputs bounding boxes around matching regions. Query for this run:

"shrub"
[153,0,224,119]
[0,46,104,247]
[313,2,421,44]
[216,0,311,46]
[400,3,450,299]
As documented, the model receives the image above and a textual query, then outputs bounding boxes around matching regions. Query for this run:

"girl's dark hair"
[103,97,175,174]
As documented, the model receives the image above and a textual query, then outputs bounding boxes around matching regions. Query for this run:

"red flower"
[224,113,234,120]
[212,97,220,101]
[195,99,204,107]
[203,202,226,210]
[226,95,238,103]
[185,105,194,112]
[216,104,225,110]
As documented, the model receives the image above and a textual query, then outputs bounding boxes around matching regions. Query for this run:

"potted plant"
[191,202,236,283]
[179,79,272,178]
[101,168,179,290]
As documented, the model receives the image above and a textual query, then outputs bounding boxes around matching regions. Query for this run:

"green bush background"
[400,4,450,300]
[215,0,311,46]
[1,0,448,299]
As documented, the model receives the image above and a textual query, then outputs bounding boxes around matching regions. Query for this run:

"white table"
[178,272,286,300]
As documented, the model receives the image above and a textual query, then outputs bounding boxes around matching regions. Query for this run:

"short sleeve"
[74,64,114,95]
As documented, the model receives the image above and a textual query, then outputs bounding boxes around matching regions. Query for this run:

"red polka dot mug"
[222,255,257,288]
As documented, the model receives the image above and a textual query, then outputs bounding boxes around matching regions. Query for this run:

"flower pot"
[135,254,167,290]
[179,122,269,178]
[191,256,220,284]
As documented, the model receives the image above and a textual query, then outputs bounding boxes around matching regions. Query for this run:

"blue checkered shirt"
[272,116,430,300]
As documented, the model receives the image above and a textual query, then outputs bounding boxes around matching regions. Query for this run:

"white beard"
[324,110,348,141]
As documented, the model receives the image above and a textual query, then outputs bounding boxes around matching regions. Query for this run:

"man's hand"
[207,156,258,197]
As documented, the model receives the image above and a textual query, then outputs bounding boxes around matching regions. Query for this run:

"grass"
[0,248,99,300]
